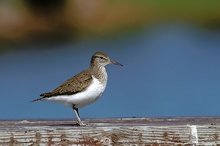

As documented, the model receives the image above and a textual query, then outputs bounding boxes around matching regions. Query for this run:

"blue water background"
[1,24,220,119]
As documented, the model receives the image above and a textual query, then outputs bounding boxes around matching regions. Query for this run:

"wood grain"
[0,117,220,145]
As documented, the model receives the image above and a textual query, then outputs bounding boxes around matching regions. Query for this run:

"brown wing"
[41,69,93,98]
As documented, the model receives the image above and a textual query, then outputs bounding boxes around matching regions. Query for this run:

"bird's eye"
[100,56,103,59]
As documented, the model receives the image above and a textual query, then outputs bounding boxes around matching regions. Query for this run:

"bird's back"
[32,69,93,102]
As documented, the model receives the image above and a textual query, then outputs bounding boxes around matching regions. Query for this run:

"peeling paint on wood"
[1,117,220,145]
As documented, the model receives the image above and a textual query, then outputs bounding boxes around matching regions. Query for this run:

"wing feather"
[42,69,92,97]
[31,69,93,102]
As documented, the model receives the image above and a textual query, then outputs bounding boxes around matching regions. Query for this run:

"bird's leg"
[72,106,86,126]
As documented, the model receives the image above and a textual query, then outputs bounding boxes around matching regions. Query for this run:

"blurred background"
[1,0,220,120]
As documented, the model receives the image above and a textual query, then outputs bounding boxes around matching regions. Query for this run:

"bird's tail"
[31,97,46,102]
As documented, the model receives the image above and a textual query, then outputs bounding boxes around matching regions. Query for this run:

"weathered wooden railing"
[1,117,220,145]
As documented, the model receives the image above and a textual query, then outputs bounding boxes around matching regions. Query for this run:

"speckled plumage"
[39,69,93,98]
[31,52,123,126]
[33,52,111,100]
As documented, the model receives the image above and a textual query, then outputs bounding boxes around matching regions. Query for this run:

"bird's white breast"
[47,76,107,108]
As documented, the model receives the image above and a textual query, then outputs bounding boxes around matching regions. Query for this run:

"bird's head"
[91,52,123,67]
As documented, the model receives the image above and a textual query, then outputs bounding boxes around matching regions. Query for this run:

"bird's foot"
[76,121,87,126]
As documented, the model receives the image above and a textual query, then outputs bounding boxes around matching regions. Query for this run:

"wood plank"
[0,117,220,145]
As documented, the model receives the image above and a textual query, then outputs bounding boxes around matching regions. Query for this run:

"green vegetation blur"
[0,0,220,52]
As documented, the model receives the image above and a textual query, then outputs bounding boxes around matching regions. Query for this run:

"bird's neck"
[90,64,107,83]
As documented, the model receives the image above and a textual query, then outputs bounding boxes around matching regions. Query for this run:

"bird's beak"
[110,60,123,66]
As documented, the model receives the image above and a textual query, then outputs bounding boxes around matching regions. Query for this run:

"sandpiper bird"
[32,52,123,126]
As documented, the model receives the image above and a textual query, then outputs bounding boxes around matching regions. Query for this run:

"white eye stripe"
[99,56,107,60]
[94,55,108,60]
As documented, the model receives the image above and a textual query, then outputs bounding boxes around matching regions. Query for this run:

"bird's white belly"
[47,76,106,108]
